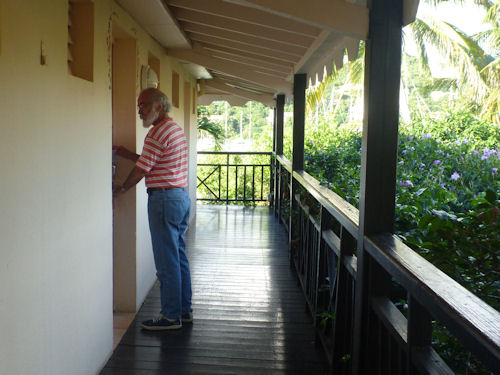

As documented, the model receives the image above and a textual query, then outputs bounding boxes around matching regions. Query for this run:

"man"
[113,88,192,331]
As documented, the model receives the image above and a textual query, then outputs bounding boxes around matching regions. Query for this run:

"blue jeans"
[147,188,192,320]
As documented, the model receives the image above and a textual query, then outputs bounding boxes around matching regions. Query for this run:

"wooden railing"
[197,151,272,203]
[273,153,500,375]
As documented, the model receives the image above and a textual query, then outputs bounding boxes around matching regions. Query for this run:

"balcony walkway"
[101,205,327,375]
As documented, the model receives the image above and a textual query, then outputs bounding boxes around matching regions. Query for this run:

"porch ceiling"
[116,0,420,106]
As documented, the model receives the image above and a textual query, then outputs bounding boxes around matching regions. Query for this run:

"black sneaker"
[141,315,182,331]
[181,311,193,324]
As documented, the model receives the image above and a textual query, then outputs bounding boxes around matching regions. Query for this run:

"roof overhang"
[116,0,420,107]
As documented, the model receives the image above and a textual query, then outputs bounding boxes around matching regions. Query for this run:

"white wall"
[0,1,113,373]
[0,0,198,373]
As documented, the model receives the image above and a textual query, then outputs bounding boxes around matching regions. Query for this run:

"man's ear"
[153,101,163,112]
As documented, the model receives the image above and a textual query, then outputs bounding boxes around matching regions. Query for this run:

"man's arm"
[113,145,140,163]
[113,166,147,198]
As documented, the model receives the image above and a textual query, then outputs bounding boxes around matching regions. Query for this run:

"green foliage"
[302,109,500,313]
[301,108,499,373]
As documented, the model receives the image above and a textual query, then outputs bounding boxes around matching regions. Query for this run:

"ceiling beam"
[166,0,322,37]
[205,50,291,75]
[226,0,369,40]
[166,48,293,93]
[173,8,314,48]
[181,22,307,56]
[187,33,301,63]
[205,78,275,105]
[198,42,295,70]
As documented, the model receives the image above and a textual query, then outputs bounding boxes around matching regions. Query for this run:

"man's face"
[137,94,159,128]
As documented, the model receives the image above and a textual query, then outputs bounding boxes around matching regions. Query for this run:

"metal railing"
[273,153,500,375]
[197,151,272,204]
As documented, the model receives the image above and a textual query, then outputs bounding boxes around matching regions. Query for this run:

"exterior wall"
[0,0,198,374]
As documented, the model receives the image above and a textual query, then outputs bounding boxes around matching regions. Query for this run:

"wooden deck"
[101,205,327,375]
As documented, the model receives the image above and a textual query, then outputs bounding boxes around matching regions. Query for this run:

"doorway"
[111,23,137,346]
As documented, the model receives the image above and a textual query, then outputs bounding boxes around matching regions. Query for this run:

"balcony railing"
[197,151,272,204]
[273,153,500,375]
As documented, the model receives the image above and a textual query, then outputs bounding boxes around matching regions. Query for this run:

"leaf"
[416,187,428,196]
[432,209,458,221]
[419,214,435,229]
[485,189,497,204]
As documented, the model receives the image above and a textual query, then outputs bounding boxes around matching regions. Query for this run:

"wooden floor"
[101,205,327,375]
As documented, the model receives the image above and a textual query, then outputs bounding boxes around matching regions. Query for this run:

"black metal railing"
[197,151,272,203]
[273,153,500,375]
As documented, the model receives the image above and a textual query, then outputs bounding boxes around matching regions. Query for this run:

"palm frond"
[408,15,489,101]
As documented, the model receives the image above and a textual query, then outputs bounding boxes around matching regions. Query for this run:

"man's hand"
[113,145,140,162]
[113,185,126,199]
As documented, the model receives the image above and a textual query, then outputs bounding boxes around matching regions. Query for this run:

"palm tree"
[306,0,499,124]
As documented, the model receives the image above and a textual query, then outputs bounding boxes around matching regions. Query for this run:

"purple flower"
[419,163,425,168]
[446,153,450,158]
[411,147,415,151]
[400,180,413,187]
[440,183,445,188]
[473,150,479,155]
[433,160,442,166]
[493,168,498,174]
[422,133,432,139]
[398,161,404,165]
[451,172,460,181]
[454,140,461,145]
[402,150,407,155]
[409,135,414,140]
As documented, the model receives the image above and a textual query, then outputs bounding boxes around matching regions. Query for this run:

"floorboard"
[101,205,327,374]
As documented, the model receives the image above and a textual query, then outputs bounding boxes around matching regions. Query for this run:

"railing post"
[289,74,306,266]
[407,295,432,374]
[352,0,403,372]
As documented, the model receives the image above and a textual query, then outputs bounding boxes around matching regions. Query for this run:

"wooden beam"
[275,94,285,155]
[167,0,322,37]
[205,78,275,105]
[352,0,403,372]
[292,73,306,171]
[181,21,307,56]
[187,33,302,63]
[208,54,289,78]
[174,8,315,47]
[228,0,369,40]
[166,48,293,93]
[205,49,292,75]
[199,42,295,70]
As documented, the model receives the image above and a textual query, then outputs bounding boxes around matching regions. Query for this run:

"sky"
[418,0,489,35]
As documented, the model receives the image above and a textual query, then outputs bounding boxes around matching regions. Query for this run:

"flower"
[433,160,441,166]
[398,161,404,165]
[455,140,462,145]
[402,150,407,155]
[400,180,413,187]
[422,133,432,139]
[440,183,445,188]
[451,172,460,181]
[493,168,498,174]
[419,163,425,168]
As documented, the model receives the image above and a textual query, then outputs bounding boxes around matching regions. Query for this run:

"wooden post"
[275,94,285,217]
[289,74,306,265]
[352,0,403,372]
[276,94,285,156]
[292,74,306,171]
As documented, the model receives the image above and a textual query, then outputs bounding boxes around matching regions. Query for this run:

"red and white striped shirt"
[136,118,188,188]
